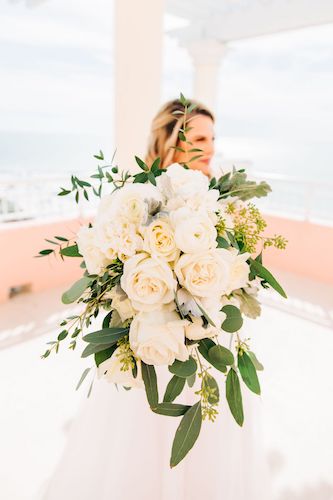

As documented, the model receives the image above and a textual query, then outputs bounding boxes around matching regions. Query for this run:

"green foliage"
[209,345,234,366]
[248,351,264,371]
[75,367,91,391]
[152,403,191,417]
[94,345,118,367]
[163,375,186,403]
[237,351,261,395]
[60,244,82,258]
[62,276,93,304]
[214,168,272,201]
[221,305,243,333]
[226,368,244,426]
[142,362,159,408]
[169,356,197,378]
[249,257,287,298]
[83,327,129,344]
[198,338,227,373]
[170,401,202,468]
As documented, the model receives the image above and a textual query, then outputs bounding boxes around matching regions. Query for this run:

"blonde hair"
[145,98,214,168]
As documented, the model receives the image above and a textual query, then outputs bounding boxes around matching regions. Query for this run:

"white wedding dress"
[42,338,271,500]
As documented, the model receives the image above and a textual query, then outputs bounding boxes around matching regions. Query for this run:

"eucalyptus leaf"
[94,344,118,367]
[75,367,91,391]
[170,401,202,468]
[82,327,128,344]
[163,375,186,403]
[226,368,244,426]
[209,345,234,366]
[249,258,287,298]
[248,351,264,371]
[142,362,159,408]
[221,305,243,333]
[81,342,114,358]
[169,356,197,378]
[205,375,220,404]
[238,351,261,395]
[60,244,82,257]
[62,276,92,304]
[152,403,190,417]
[187,372,196,388]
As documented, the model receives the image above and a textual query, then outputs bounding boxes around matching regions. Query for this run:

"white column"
[114,0,164,171]
[186,39,228,111]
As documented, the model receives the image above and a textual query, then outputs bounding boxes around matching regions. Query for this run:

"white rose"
[226,250,251,294]
[107,285,136,323]
[76,226,111,275]
[170,207,217,254]
[129,307,189,365]
[120,253,177,312]
[175,249,233,298]
[142,216,179,262]
[95,218,143,262]
[185,297,226,341]
[157,163,209,198]
[96,183,163,226]
[98,347,144,389]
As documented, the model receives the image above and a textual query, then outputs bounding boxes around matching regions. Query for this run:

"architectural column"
[114,0,164,171]
[186,39,228,111]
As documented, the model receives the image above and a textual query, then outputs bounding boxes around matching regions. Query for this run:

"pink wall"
[0,214,332,304]
[262,215,333,284]
[0,217,90,303]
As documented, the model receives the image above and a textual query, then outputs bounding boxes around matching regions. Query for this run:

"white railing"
[0,172,98,223]
[0,168,332,225]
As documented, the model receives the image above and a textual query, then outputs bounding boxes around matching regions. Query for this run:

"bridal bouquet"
[39,97,287,467]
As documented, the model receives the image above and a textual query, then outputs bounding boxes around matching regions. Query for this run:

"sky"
[0,0,333,182]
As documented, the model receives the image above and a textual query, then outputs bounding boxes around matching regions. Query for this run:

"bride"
[42,98,271,500]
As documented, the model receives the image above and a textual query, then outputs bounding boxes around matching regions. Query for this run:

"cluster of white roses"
[77,164,252,388]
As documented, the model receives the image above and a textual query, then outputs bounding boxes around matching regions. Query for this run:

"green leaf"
[205,375,220,404]
[163,375,186,402]
[75,367,91,391]
[93,150,104,160]
[57,330,68,341]
[226,368,244,426]
[216,236,230,249]
[238,352,261,395]
[133,172,148,184]
[150,157,161,172]
[170,401,202,468]
[249,258,287,298]
[62,276,92,304]
[152,402,191,417]
[187,102,198,114]
[147,171,157,186]
[141,362,159,408]
[94,344,118,367]
[39,249,53,256]
[81,342,114,358]
[179,92,188,106]
[82,327,128,344]
[55,236,69,242]
[58,188,71,196]
[209,345,234,366]
[135,156,148,171]
[198,338,216,362]
[187,372,196,388]
[169,356,197,378]
[102,311,113,329]
[248,351,264,371]
[60,244,82,257]
[221,305,243,333]
[178,131,186,142]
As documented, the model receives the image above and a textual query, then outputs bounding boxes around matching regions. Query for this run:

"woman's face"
[173,114,215,176]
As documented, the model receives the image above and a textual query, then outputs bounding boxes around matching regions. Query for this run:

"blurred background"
[0,1,332,499]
